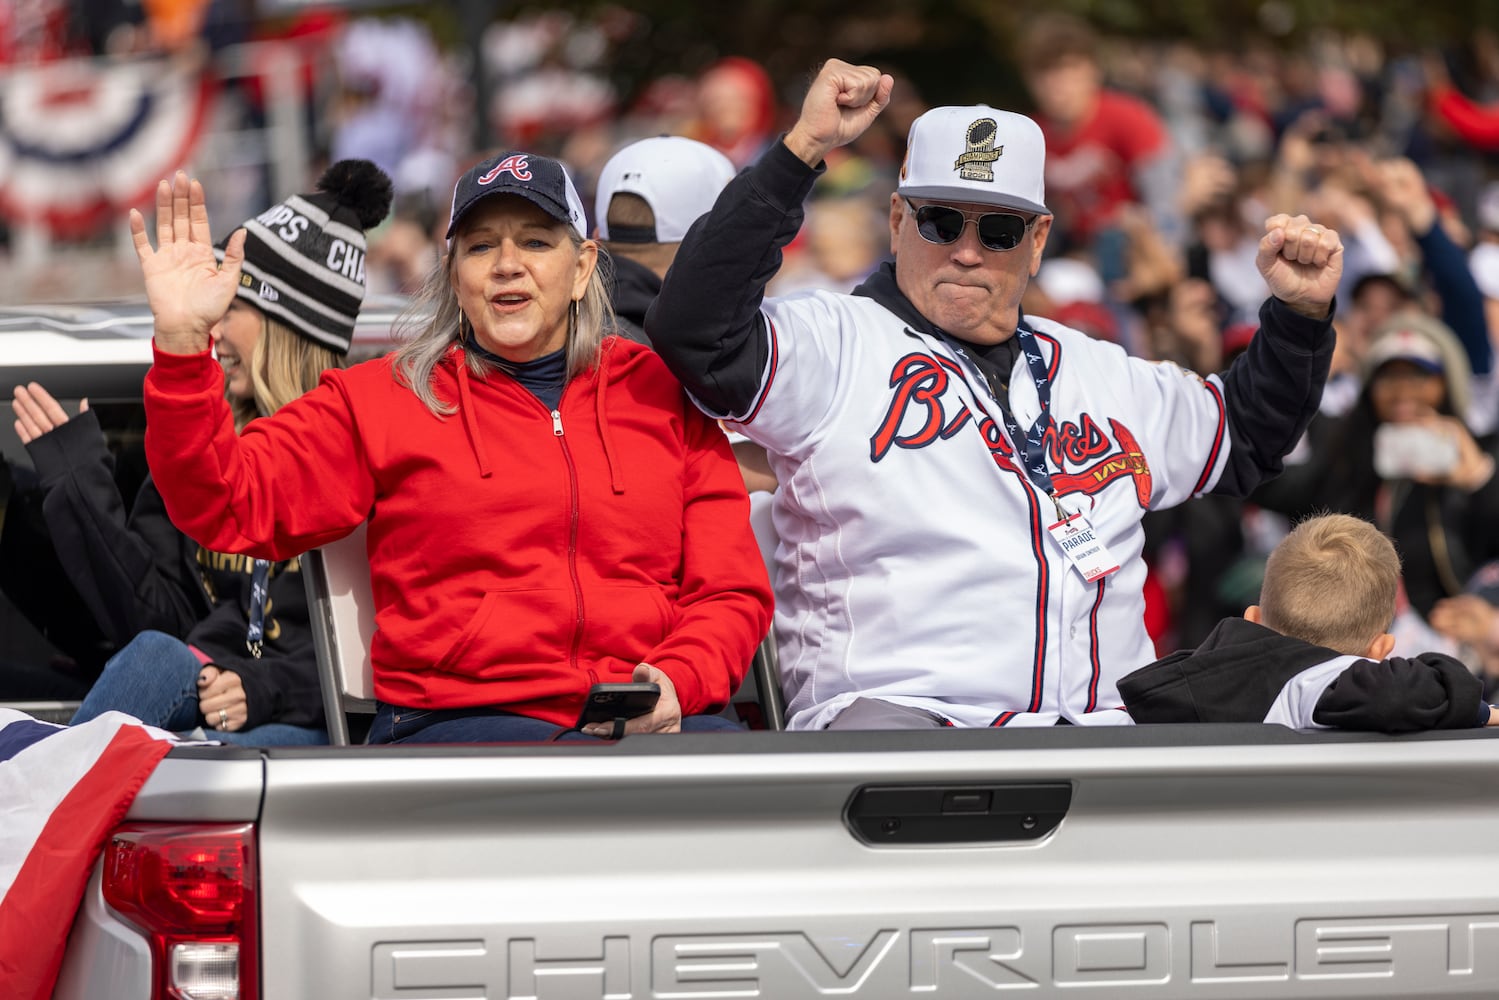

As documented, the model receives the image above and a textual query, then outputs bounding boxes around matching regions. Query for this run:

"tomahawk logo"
[479,155,532,184]
[1050,417,1152,508]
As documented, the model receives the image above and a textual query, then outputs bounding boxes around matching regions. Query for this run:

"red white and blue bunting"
[0,53,213,237]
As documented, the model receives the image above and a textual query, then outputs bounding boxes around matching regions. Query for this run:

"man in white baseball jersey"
[647,60,1344,730]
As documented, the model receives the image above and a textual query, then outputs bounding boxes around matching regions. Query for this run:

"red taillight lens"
[103,823,258,1000]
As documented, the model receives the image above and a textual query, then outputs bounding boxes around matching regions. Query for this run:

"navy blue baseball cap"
[445,151,587,241]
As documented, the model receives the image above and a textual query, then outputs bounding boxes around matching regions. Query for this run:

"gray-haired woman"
[132,152,772,744]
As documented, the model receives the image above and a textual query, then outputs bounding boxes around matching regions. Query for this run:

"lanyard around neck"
[245,558,270,658]
[941,321,1061,510]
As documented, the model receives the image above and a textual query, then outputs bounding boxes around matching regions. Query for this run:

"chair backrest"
[745,491,786,731]
[302,507,788,740]
[302,522,375,746]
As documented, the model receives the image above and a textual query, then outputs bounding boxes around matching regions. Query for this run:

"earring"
[569,299,579,337]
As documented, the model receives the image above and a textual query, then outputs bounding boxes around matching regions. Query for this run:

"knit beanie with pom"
[222,159,394,355]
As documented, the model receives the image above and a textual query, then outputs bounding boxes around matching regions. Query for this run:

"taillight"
[102,823,258,1000]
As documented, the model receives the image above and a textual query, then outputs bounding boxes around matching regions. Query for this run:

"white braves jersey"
[718,290,1233,730]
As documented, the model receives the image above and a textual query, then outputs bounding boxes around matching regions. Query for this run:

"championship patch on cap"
[899,105,1048,216]
[956,118,1001,182]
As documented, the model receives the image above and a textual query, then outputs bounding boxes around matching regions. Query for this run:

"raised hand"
[12,382,87,445]
[1430,593,1499,650]
[1414,415,1497,492]
[1256,214,1342,319]
[128,171,247,354]
[783,59,895,168]
[1373,157,1438,236]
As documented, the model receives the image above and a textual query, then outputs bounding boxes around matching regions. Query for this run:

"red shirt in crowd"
[1037,89,1170,244]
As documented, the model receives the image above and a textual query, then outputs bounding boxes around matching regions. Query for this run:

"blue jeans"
[367,702,743,744]
[71,630,327,747]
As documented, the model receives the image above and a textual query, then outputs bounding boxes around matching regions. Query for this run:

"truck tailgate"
[256,726,1499,999]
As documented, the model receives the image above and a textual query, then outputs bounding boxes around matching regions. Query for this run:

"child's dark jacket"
[1119,618,1486,733]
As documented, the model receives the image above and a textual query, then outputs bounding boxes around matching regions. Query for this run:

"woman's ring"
[219,709,228,726]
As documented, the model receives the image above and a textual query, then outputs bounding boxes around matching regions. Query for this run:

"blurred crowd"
[7,3,1499,687]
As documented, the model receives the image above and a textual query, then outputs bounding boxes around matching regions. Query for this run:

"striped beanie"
[223,160,393,355]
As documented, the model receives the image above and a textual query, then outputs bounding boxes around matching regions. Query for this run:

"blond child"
[1120,513,1499,731]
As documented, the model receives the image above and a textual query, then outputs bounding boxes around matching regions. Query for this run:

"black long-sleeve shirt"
[24,413,323,729]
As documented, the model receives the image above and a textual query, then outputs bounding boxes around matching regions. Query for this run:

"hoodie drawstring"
[454,353,493,479]
[594,345,623,494]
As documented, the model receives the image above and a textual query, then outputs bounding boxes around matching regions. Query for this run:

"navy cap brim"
[445,185,573,240]
[1373,355,1444,375]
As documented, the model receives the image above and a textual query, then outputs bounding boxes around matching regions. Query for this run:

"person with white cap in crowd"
[594,134,777,494]
[129,150,772,744]
[10,160,393,745]
[1254,311,1499,639]
[647,58,1344,730]
[594,135,736,344]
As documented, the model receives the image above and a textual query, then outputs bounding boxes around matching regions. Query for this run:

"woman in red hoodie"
[130,152,773,743]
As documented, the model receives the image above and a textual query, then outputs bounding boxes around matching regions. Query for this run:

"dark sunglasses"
[905,198,1036,252]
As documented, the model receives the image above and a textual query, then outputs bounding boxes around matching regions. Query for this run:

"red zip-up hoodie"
[144,335,772,725]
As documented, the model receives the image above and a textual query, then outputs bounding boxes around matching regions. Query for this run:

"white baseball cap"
[595,136,736,244]
[898,106,1049,216]
[1364,324,1446,375]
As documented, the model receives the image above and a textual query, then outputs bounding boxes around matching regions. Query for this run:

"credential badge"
[955,118,1002,181]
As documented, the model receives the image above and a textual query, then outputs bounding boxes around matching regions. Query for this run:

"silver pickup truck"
[51,724,1499,999]
[12,301,1499,1000]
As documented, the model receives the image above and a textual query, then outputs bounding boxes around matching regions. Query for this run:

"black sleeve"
[1415,222,1492,376]
[219,651,325,730]
[1211,297,1335,497]
[1312,653,1484,733]
[645,138,823,416]
[188,566,324,730]
[25,414,207,644]
[1457,452,1499,566]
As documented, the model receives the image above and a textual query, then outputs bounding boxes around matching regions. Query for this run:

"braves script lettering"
[869,353,1151,506]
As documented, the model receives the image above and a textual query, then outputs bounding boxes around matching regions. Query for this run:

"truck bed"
[55,724,1499,999]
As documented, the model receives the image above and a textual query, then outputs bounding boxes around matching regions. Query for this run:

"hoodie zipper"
[551,405,587,677]
[475,358,590,678]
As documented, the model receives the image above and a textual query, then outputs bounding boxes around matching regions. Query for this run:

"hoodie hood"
[441,337,627,493]
[1361,310,1472,419]
[606,254,662,343]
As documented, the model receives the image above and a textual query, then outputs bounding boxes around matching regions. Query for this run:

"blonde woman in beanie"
[11,160,393,745]
[1255,311,1499,624]
[132,152,772,744]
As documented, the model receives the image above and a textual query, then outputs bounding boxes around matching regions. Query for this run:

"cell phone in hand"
[574,682,660,729]
[1373,423,1460,480]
